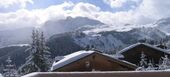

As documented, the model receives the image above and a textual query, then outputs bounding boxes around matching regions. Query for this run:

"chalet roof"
[51,50,95,71]
[51,50,136,71]
[119,43,169,54]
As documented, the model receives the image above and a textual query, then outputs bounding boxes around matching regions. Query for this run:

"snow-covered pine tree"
[38,31,51,72]
[18,29,51,75]
[146,60,155,71]
[140,52,148,67]
[3,57,19,77]
[136,52,148,71]
[158,55,170,70]
[0,64,4,74]
[18,29,40,75]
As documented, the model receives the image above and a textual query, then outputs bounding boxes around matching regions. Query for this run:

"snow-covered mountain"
[47,26,167,56]
[155,17,170,34]
[0,16,170,66]
[45,17,170,55]
[73,27,166,52]
[0,16,170,48]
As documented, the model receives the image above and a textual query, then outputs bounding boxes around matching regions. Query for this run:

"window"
[85,61,90,68]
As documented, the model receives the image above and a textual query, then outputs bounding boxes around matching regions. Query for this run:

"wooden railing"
[22,71,170,77]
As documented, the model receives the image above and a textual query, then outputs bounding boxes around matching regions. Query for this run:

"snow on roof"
[112,54,124,59]
[102,53,136,66]
[120,60,137,66]
[119,43,169,54]
[22,72,38,77]
[51,50,138,71]
[51,50,95,71]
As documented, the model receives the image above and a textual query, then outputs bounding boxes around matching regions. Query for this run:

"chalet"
[51,50,137,72]
[119,43,170,66]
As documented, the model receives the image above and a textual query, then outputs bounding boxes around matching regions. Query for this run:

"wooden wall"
[121,44,170,65]
[54,53,136,72]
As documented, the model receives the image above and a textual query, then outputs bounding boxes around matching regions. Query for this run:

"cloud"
[0,1,74,30]
[32,1,74,24]
[137,0,170,20]
[73,2,100,13]
[68,2,100,19]
[0,0,33,8]
[0,9,37,30]
[101,0,170,25]
[0,1,101,30]
[1,0,170,31]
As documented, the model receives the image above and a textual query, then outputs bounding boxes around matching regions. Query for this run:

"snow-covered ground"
[0,74,3,77]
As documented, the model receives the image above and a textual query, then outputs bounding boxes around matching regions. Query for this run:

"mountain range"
[0,16,170,66]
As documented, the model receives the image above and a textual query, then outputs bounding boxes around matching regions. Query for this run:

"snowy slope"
[155,17,170,35]
[71,27,167,53]
[73,33,124,53]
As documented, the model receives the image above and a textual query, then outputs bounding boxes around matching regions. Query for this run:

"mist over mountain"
[0,27,33,47]
[42,16,104,37]
[0,16,104,47]
[1,16,170,47]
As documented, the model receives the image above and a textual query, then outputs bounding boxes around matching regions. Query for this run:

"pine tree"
[146,60,155,71]
[85,45,90,51]
[140,52,147,67]
[37,31,51,72]
[158,55,170,70]
[18,29,39,75]
[18,29,51,75]
[3,57,19,77]
[136,52,148,71]
[0,64,4,74]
